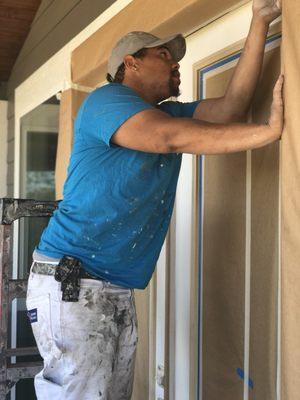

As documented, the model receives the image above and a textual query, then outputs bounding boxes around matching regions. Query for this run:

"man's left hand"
[253,0,281,24]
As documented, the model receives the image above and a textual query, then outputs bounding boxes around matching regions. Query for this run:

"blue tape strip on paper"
[236,368,254,389]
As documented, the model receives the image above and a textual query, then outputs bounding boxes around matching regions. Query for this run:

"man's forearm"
[167,118,279,155]
[224,16,269,118]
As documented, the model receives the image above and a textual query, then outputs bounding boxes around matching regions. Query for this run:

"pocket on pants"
[26,294,63,362]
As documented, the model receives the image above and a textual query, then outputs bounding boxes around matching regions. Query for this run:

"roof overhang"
[0,0,41,82]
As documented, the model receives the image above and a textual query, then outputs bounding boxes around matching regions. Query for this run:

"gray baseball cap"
[108,31,186,79]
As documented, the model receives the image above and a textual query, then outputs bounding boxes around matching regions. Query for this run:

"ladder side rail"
[0,198,59,397]
[0,224,13,396]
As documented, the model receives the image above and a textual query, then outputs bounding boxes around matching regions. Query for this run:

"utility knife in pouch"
[54,255,81,302]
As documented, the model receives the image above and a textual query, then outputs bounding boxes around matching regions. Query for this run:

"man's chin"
[169,86,180,98]
[168,79,181,97]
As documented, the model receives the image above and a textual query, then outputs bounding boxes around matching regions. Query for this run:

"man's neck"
[121,79,161,106]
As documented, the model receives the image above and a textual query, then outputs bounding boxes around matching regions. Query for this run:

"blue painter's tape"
[27,308,38,323]
[236,368,254,389]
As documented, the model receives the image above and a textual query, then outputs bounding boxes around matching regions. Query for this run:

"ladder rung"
[8,279,27,301]
[4,347,39,357]
[6,361,42,381]
[1,198,59,225]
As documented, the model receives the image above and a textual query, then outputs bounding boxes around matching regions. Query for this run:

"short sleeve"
[159,100,200,118]
[80,83,154,147]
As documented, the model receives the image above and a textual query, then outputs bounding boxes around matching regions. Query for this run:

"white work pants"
[26,269,138,400]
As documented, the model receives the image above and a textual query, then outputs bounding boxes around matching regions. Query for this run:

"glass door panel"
[12,97,59,400]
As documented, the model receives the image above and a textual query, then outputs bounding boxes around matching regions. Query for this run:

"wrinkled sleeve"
[80,84,154,147]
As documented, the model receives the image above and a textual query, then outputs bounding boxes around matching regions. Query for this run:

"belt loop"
[29,261,35,274]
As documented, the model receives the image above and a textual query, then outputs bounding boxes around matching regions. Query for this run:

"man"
[26,0,283,399]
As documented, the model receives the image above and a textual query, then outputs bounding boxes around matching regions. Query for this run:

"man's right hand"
[253,0,281,24]
[268,74,284,140]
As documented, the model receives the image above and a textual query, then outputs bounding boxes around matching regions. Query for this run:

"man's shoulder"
[85,83,139,108]
[90,83,133,98]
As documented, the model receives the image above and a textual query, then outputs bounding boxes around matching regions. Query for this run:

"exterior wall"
[8,0,117,94]
[6,0,118,196]
[7,103,14,197]
[0,101,7,197]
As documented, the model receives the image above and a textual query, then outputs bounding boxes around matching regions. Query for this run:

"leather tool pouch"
[54,255,81,302]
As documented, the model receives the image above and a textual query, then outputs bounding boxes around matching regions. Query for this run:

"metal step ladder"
[0,198,58,398]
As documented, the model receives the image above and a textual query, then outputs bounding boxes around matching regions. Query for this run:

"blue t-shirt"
[37,83,199,289]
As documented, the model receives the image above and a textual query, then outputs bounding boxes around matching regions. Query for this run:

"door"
[195,33,281,400]
[11,98,59,400]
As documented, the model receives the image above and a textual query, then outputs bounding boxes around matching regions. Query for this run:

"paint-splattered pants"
[26,267,138,400]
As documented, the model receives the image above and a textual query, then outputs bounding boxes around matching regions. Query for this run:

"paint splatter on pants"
[26,269,138,400]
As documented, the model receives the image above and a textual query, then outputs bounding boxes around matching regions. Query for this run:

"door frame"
[191,24,281,400]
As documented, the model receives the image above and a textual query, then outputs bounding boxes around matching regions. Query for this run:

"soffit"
[0,0,41,81]
[71,0,244,87]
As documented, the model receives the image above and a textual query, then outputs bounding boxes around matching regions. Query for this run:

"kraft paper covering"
[132,288,150,399]
[55,88,87,199]
[249,46,281,400]
[71,0,244,87]
[201,43,281,398]
[281,1,300,398]
[202,68,246,400]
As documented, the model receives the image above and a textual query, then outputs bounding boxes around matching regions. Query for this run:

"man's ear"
[124,55,139,72]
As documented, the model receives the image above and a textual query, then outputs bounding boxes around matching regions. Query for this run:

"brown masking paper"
[55,88,87,199]
[202,68,246,400]
[200,38,282,399]
[281,1,300,398]
[249,45,281,400]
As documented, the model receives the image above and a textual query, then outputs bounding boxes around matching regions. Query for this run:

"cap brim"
[144,34,186,62]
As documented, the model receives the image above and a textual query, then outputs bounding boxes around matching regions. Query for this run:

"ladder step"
[8,279,27,301]
[6,361,43,381]
[4,347,39,357]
